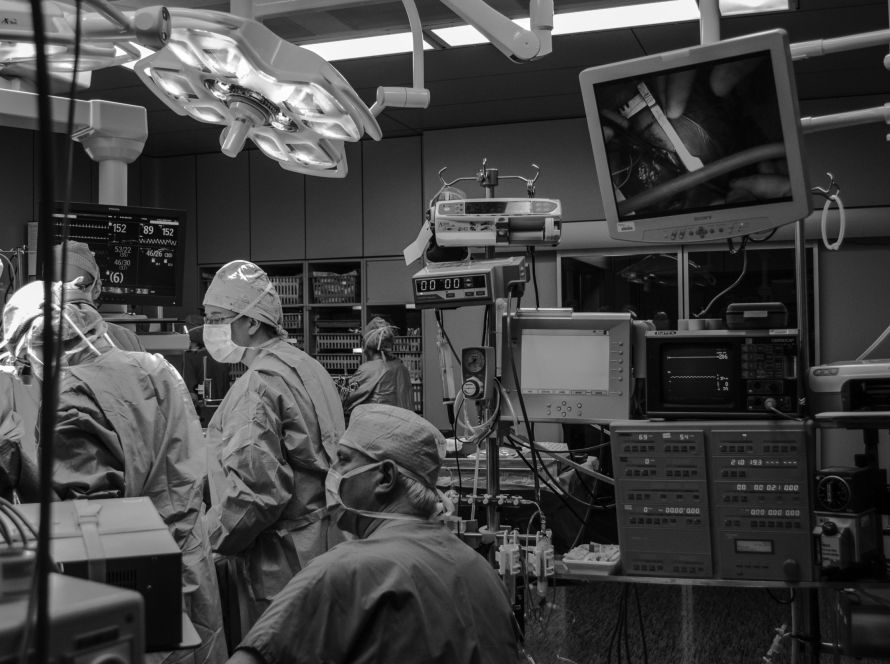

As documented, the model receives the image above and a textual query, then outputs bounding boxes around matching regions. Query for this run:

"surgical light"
[0,0,170,77]
[135,8,381,176]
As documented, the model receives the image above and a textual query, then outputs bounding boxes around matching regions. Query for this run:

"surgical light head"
[134,9,381,176]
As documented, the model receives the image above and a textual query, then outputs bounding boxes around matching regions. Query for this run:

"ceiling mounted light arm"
[0,0,169,77]
[369,0,429,117]
[439,0,553,62]
[77,5,171,50]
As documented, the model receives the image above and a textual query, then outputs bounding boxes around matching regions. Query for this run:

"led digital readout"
[414,274,487,293]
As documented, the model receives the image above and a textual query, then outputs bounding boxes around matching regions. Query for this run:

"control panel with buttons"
[611,420,815,582]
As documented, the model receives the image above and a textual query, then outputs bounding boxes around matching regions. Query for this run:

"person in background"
[225,404,521,664]
[202,260,345,640]
[2,280,227,664]
[340,316,413,422]
[53,240,144,351]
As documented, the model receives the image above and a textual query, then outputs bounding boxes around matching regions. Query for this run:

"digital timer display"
[414,274,487,293]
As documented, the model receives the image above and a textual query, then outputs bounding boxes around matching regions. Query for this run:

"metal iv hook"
[811,172,840,200]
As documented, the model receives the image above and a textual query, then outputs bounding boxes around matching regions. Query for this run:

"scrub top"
[52,347,227,664]
[239,519,521,664]
[204,338,345,636]
[341,357,413,421]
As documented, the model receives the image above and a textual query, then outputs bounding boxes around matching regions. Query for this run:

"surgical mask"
[325,461,430,523]
[203,322,247,364]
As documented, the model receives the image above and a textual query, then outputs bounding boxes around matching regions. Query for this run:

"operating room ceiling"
[84,0,890,157]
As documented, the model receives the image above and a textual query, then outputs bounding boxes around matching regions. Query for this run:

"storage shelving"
[308,260,362,377]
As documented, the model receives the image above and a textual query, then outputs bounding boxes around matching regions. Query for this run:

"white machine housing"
[431,197,561,246]
[807,359,890,414]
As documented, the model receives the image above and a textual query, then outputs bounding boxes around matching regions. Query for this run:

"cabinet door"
[196,152,250,264]
[1,127,33,250]
[305,142,362,259]
[250,151,306,262]
[365,257,414,305]
[363,137,423,257]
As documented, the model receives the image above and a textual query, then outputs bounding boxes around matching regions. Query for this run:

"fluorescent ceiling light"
[433,0,700,46]
[719,0,791,15]
[302,32,432,62]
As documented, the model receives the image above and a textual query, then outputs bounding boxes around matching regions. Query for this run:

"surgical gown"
[52,348,227,664]
[0,371,25,500]
[238,520,521,664]
[0,371,40,502]
[341,357,413,421]
[105,320,145,351]
[204,339,345,636]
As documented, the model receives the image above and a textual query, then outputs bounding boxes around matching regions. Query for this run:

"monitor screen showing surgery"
[579,30,811,243]
[49,203,186,306]
[520,329,610,394]
[595,50,787,221]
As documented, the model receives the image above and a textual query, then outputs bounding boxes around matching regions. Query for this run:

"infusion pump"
[431,197,562,246]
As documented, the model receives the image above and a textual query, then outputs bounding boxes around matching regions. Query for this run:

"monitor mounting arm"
[439,0,553,62]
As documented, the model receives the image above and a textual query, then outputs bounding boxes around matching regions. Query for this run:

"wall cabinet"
[249,151,306,262]
[362,136,423,257]
[305,142,363,258]
[195,152,250,265]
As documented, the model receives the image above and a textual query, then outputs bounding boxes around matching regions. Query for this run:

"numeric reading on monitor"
[49,203,185,305]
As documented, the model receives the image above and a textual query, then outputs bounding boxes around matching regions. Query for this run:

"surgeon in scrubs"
[340,317,413,422]
[226,404,521,664]
[202,260,345,639]
[2,281,227,664]
[52,240,144,351]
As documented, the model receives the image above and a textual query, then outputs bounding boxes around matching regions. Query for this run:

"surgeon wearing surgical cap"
[52,240,144,351]
[202,260,346,640]
[227,404,520,664]
[340,316,413,423]
[2,281,228,664]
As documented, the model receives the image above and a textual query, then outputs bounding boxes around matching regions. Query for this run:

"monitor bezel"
[579,29,811,244]
[45,201,188,307]
[501,310,634,424]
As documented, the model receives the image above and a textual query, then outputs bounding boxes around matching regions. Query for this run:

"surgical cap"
[1,281,106,357]
[203,260,286,336]
[53,240,100,283]
[339,404,445,489]
[363,317,396,352]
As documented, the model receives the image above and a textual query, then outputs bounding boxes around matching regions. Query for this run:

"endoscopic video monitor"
[579,29,811,243]
[38,202,187,306]
[500,310,633,424]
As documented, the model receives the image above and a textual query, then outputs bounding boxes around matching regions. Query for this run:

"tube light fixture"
[135,8,381,177]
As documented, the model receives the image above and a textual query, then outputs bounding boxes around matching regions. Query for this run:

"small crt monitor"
[579,29,811,243]
[42,202,187,306]
[645,329,800,418]
[500,310,633,424]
